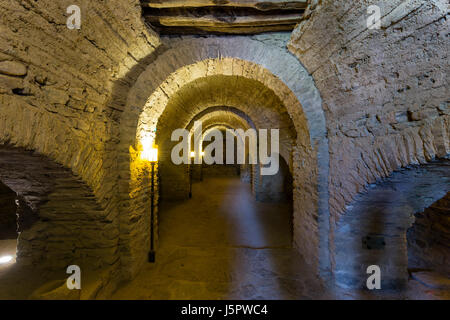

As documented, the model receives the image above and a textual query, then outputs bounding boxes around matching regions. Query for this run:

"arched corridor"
[112,160,450,300]
[119,42,329,280]
[0,0,448,302]
[0,146,118,299]
[112,176,328,300]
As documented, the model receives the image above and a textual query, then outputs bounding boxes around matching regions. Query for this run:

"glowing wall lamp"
[141,139,158,263]
[141,146,158,163]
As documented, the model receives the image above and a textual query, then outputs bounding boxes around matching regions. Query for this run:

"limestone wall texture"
[119,37,328,276]
[288,0,450,221]
[0,0,160,280]
[0,146,116,273]
[334,161,449,289]
[0,0,448,295]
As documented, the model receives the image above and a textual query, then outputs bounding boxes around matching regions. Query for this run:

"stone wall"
[0,146,117,272]
[1,0,447,292]
[202,165,240,177]
[289,0,450,221]
[255,156,293,203]
[408,191,450,277]
[288,0,449,282]
[119,37,328,276]
[0,0,160,282]
[334,161,449,289]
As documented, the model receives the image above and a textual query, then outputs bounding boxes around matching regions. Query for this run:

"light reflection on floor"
[112,177,326,299]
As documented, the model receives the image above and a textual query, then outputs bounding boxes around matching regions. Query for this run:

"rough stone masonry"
[0,0,448,298]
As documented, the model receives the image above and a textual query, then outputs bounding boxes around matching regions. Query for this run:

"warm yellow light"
[0,255,13,264]
[141,137,158,162]
[142,147,158,162]
[190,151,204,158]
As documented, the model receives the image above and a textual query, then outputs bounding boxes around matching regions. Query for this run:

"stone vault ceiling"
[141,0,307,34]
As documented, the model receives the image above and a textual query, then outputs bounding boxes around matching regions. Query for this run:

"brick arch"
[119,38,329,278]
[0,86,121,279]
[122,37,326,147]
[197,110,293,173]
[200,123,249,154]
[202,125,239,138]
[200,120,254,188]
[334,160,450,289]
[172,103,296,198]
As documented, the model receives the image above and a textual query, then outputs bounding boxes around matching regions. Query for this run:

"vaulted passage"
[116,49,327,298]
[0,0,448,300]
[112,176,328,299]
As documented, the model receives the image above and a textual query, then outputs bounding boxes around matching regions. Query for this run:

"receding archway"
[118,37,328,279]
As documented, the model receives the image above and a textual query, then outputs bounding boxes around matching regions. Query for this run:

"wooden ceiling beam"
[146,13,302,27]
[141,0,308,11]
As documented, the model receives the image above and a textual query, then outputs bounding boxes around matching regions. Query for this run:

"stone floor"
[0,167,448,299]
[0,239,50,299]
[112,177,329,299]
[112,172,449,300]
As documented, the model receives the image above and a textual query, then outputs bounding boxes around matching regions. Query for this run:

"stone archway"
[151,75,297,201]
[118,37,329,279]
[334,160,450,289]
[189,109,254,185]
[0,145,118,271]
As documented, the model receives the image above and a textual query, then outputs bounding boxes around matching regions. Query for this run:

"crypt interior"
[0,0,449,300]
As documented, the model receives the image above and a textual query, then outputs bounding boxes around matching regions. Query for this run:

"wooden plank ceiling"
[141,0,307,34]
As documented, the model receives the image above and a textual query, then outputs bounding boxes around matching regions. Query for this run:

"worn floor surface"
[0,166,448,299]
[112,177,330,299]
[112,170,449,300]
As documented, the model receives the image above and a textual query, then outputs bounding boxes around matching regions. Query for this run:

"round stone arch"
[187,107,253,173]
[0,145,116,271]
[187,105,293,201]
[200,123,256,188]
[151,74,297,201]
[119,38,329,278]
[187,106,255,181]
[186,106,256,131]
